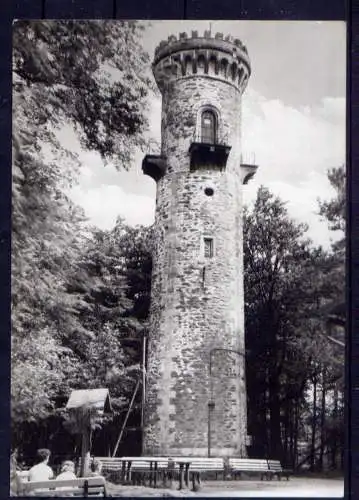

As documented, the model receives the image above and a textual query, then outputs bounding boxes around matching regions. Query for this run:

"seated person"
[56,460,77,481]
[89,459,107,496]
[89,459,103,477]
[28,449,54,482]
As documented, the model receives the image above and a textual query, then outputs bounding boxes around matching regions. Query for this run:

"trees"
[244,184,345,470]
[11,20,154,455]
[316,165,346,469]
[318,165,346,330]
[57,221,152,458]
[244,187,312,461]
[318,166,345,235]
[13,20,153,167]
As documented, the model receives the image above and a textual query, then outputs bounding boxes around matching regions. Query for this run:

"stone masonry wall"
[143,71,247,457]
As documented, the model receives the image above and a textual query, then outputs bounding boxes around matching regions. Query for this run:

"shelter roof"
[66,388,112,414]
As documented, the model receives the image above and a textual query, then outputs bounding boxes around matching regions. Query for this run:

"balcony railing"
[192,130,230,146]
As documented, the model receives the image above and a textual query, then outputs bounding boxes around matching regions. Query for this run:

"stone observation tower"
[142,30,257,457]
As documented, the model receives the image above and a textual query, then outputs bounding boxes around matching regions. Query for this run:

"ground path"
[106,477,344,497]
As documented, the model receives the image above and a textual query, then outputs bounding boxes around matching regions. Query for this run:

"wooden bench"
[228,458,272,480]
[267,460,292,480]
[17,476,107,496]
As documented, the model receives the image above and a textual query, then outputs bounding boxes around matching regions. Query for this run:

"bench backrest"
[127,460,169,470]
[267,460,283,471]
[96,457,123,470]
[19,476,106,497]
[97,456,170,470]
[173,458,224,470]
[228,458,269,471]
[97,456,224,471]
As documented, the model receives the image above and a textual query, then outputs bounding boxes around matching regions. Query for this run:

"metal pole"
[208,403,211,458]
[141,334,147,453]
[208,350,214,457]
[112,379,140,457]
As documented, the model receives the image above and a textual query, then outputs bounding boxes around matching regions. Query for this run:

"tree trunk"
[269,374,283,460]
[293,399,299,469]
[318,374,326,471]
[310,377,317,471]
[288,401,294,468]
[283,401,290,464]
[80,427,92,477]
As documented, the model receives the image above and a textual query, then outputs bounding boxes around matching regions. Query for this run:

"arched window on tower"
[201,110,217,144]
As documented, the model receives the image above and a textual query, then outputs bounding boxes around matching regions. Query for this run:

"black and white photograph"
[11,20,345,497]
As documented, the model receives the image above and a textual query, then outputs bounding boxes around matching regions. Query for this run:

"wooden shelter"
[65,388,112,476]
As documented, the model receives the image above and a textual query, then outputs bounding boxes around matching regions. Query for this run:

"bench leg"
[121,463,126,483]
[185,464,190,488]
[191,473,196,491]
[164,470,174,488]
[178,464,184,490]
[154,466,158,489]
[191,472,201,492]
[148,464,152,487]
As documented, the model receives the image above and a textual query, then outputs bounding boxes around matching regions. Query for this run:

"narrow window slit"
[204,238,214,258]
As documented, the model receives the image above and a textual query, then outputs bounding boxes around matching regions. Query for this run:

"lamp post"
[141,333,147,454]
[208,347,245,457]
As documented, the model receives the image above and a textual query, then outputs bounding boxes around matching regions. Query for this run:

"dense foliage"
[244,177,345,470]
[11,20,153,460]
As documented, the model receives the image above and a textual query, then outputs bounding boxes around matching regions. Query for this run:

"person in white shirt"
[56,460,77,481]
[28,448,54,482]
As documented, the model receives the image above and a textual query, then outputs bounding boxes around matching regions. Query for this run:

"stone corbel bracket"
[240,163,258,185]
[142,155,167,182]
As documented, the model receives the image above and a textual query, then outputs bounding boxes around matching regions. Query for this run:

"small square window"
[204,238,214,258]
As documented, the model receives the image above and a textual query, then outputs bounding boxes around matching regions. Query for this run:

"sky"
[66,21,346,249]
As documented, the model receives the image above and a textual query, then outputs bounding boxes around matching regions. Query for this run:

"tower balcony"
[189,132,231,171]
[142,154,167,182]
[240,153,258,184]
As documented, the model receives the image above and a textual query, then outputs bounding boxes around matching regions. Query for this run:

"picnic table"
[119,457,169,487]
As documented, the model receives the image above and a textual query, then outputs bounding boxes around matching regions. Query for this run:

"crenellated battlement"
[155,31,248,56]
[153,31,251,94]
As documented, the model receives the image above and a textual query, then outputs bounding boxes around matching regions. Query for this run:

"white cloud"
[242,90,345,185]
[241,90,345,247]
[69,183,155,230]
